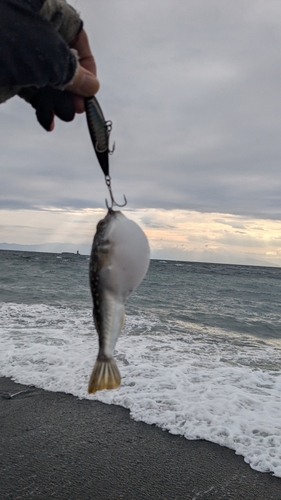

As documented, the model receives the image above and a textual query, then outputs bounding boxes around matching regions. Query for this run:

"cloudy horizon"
[1,0,281,266]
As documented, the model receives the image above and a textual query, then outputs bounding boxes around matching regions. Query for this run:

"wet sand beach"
[0,377,280,500]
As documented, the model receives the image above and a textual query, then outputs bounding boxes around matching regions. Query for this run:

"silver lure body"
[85,96,113,177]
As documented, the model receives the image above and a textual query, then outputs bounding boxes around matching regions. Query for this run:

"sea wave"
[0,301,281,477]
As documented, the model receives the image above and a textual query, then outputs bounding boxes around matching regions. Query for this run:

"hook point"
[104,176,127,209]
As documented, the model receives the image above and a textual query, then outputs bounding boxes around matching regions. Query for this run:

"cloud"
[214,219,247,229]
[1,0,281,264]
[2,207,281,266]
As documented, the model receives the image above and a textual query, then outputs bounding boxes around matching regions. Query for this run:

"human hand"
[0,0,100,131]
[46,28,99,131]
[5,0,100,131]
[67,29,100,110]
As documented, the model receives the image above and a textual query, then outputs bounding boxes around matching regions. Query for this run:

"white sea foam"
[0,302,281,477]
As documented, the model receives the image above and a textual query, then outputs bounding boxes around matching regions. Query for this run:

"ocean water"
[0,249,281,477]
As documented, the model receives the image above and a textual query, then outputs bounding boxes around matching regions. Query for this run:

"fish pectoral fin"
[88,357,121,394]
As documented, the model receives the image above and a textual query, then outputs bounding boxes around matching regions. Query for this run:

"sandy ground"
[1,376,281,500]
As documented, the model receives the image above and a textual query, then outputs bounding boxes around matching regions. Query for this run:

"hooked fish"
[88,209,150,393]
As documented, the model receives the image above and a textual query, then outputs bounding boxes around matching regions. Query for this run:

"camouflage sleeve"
[0,0,82,104]
[39,0,83,45]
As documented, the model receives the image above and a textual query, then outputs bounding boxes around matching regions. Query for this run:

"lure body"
[85,96,113,176]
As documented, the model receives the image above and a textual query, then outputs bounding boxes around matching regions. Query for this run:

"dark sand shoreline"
[1,377,280,500]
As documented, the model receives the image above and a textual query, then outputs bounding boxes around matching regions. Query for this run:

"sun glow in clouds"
[1,207,281,266]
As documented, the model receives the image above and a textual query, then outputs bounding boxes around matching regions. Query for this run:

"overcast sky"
[1,0,281,265]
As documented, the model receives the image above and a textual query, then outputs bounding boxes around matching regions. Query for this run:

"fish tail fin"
[88,357,121,394]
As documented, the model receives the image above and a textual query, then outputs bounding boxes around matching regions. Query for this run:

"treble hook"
[94,122,115,154]
[105,176,127,210]
[105,121,115,155]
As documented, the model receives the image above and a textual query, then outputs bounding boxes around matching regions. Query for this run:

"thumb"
[65,65,100,97]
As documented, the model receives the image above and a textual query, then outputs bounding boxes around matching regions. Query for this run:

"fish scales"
[88,209,150,393]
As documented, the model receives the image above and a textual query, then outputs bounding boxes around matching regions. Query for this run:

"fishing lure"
[85,96,126,208]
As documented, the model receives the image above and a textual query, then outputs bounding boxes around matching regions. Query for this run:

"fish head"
[94,209,122,244]
[91,210,123,270]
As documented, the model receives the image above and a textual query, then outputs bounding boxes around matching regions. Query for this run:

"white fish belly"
[100,213,150,300]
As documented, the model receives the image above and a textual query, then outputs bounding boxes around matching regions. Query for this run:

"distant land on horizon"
[0,242,90,256]
[0,242,279,268]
